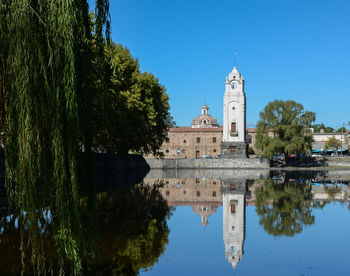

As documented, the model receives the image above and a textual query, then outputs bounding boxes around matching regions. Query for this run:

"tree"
[324,136,341,154]
[255,100,315,158]
[337,126,347,133]
[93,42,170,156]
[255,178,314,237]
[312,124,334,133]
[0,1,111,274]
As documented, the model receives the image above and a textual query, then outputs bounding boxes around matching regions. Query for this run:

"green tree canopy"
[92,42,171,156]
[255,100,316,158]
[336,126,347,133]
[312,124,334,133]
[324,136,341,153]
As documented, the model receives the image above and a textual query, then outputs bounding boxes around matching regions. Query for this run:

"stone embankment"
[325,156,350,167]
[146,157,270,169]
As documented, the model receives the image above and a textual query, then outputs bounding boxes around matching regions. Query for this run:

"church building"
[146,65,257,159]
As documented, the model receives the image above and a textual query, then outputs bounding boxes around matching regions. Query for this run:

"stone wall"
[146,157,270,169]
[325,156,350,167]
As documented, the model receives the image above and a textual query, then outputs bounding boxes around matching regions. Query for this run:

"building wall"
[159,128,223,159]
[146,127,258,159]
[144,177,222,205]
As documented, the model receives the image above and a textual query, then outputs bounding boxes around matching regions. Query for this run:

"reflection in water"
[0,180,171,275]
[222,179,249,269]
[1,167,350,274]
[144,170,257,271]
[144,169,350,272]
[254,177,315,237]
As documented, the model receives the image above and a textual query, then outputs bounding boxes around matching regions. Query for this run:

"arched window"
[231,122,236,133]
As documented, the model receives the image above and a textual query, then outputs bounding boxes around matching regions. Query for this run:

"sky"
[89,0,350,129]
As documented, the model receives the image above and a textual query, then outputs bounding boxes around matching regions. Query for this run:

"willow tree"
[255,100,315,158]
[0,1,110,274]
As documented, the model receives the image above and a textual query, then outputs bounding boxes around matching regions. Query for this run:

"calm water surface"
[1,168,350,275]
[140,169,350,276]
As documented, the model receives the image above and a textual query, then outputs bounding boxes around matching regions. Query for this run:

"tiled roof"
[169,126,223,132]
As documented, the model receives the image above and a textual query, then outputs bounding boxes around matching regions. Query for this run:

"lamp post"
[341,123,344,156]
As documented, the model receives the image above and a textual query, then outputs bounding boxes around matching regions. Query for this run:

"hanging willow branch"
[0,0,110,274]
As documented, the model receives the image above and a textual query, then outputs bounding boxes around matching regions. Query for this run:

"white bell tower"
[220,65,247,158]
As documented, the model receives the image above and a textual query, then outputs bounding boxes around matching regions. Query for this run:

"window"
[165,181,169,185]
[213,181,216,185]
[212,137,216,143]
[166,191,170,196]
[212,191,216,197]
[196,137,200,143]
[182,149,185,153]
[165,149,169,153]
[213,149,217,153]
[196,191,200,197]
[165,138,170,143]
[183,190,187,194]
[183,139,187,143]
[196,178,200,183]
[231,122,236,133]
[231,203,236,213]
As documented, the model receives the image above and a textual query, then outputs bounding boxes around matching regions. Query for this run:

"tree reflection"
[0,181,171,275]
[255,178,314,237]
[81,181,172,275]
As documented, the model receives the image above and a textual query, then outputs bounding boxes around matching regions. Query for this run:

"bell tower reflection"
[222,178,250,269]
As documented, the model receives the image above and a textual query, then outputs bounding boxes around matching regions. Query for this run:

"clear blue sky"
[89,0,350,129]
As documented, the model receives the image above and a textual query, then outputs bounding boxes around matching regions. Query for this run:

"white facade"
[223,66,246,143]
[223,191,245,269]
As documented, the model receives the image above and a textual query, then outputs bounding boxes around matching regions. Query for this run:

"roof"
[192,114,219,126]
[169,126,223,132]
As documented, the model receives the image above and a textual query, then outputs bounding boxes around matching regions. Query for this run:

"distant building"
[312,129,349,153]
[146,104,257,159]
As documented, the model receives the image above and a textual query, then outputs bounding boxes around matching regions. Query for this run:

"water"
[1,168,350,275]
[140,169,350,276]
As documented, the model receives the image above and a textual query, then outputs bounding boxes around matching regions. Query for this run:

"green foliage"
[0,181,171,275]
[336,126,347,133]
[0,1,110,275]
[165,114,177,128]
[255,100,315,158]
[312,123,334,133]
[255,178,314,236]
[93,42,170,156]
[84,182,171,275]
[248,146,255,155]
[0,1,171,274]
[324,136,341,152]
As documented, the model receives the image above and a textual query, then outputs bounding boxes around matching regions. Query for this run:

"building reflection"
[144,169,350,270]
[221,178,250,268]
[144,169,263,270]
